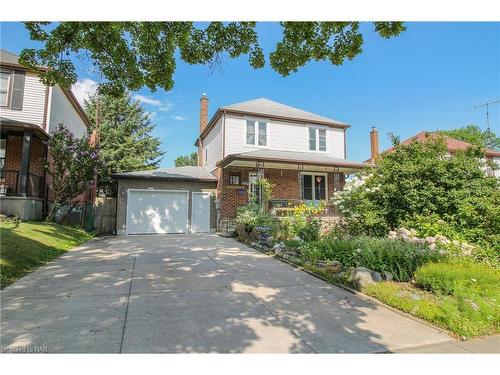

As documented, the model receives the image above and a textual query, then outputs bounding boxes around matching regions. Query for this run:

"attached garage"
[113,167,217,235]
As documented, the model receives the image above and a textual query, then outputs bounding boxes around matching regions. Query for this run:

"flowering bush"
[46,124,103,222]
[330,137,500,252]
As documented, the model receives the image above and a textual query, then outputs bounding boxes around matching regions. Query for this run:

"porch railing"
[268,199,338,217]
[0,170,45,198]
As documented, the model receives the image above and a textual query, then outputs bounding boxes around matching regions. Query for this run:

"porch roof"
[217,149,368,171]
[0,117,50,140]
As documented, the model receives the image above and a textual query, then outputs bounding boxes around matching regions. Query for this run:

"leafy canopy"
[20,22,405,94]
[333,136,499,250]
[85,92,164,195]
[174,152,198,167]
[439,124,500,151]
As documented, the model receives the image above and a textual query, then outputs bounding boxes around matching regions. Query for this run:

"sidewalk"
[395,335,500,353]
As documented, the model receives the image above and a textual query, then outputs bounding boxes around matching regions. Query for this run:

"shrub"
[273,203,323,241]
[297,218,321,242]
[235,203,275,233]
[415,261,500,297]
[300,237,442,281]
[331,137,500,250]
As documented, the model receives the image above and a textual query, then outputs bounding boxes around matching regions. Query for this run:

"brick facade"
[217,166,346,220]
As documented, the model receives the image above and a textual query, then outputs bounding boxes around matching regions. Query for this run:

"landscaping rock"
[325,261,342,274]
[292,236,302,242]
[382,271,393,281]
[273,242,285,254]
[349,267,383,290]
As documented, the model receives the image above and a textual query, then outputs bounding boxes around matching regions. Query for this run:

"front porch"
[216,149,367,226]
[0,118,48,219]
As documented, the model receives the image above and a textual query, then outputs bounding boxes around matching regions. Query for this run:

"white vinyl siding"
[223,114,346,159]
[0,71,45,125]
[48,85,87,138]
[203,117,223,172]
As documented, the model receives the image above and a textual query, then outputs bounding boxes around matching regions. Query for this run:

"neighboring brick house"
[0,49,92,219]
[196,96,367,230]
[369,130,500,178]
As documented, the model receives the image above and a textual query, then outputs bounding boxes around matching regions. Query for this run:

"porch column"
[17,131,32,196]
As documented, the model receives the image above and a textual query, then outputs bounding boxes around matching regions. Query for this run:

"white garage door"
[126,190,188,234]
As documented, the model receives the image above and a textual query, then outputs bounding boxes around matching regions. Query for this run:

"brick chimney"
[370,126,379,164]
[198,94,208,166]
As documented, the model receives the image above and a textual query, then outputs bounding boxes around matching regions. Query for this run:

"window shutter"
[10,70,25,110]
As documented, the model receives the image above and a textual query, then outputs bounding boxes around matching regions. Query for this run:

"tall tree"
[85,92,164,195]
[19,22,405,94]
[174,152,198,167]
[440,124,500,151]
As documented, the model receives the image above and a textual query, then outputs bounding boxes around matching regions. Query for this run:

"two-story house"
[114,95,366,235]
[0,49,91,220]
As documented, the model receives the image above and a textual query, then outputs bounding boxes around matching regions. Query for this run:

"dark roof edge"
[216,154,368,169]
[112,174,217,182]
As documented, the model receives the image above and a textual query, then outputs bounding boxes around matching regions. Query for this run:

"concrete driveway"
[0,234,453,353]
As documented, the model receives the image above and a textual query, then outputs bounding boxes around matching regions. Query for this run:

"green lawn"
[0,219,93,288]
[363,281,500,339]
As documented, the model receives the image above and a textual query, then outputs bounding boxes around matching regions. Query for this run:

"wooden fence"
[93,197,116,235]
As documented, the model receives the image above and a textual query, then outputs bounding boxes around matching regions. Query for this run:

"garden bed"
[243,236,499,340]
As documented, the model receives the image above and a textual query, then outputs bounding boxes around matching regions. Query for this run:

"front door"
[301,173,327,205]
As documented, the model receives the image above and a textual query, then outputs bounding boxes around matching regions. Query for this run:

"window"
[309,127,327,151]
[300,173,327,202]
[246,119,267,146]
[229,173,240,185]
[258,121,267,146]
[205,148,208,165]
[318,129,326,151]
[0,138,6,171]
[0,70,11,107]
[249,172,260,201]
[309,128,316,151]
[246,120,255,145]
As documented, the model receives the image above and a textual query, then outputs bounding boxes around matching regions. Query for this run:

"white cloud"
[171,115,186,121]
[71,78,98,106]
[159,102,174,112]
[133,94,162,106]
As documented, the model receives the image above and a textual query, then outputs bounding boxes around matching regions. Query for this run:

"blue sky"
[1,22,499,167]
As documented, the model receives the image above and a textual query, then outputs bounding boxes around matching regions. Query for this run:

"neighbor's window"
[309,127,327,151]
[246,120,267,146]
[0,70,11,107]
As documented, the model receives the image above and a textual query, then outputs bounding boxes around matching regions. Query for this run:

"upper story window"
[309,127,327,152]
[0,70,11,107]
[0,69,25,110]
[246,120,267,146]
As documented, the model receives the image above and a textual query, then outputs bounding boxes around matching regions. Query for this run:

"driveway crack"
[119,254,137,353]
